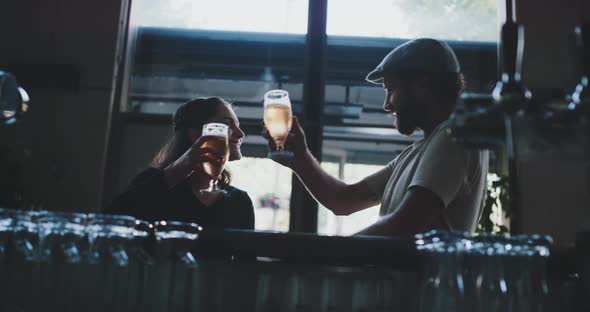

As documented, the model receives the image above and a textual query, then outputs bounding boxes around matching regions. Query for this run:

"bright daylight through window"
[133,0,309,34]
[134,0,497,42]
[328,0,498,42]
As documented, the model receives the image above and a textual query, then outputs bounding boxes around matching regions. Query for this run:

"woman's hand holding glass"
[163,125,229,189]
[196,123,230,194]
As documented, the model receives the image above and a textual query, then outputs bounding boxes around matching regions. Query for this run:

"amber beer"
[264,103,293,147]
[197,135,229,178]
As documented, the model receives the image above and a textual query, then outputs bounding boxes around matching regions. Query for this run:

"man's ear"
[414,75,430,92]
[412,76,433,105]
[188,128,201,144]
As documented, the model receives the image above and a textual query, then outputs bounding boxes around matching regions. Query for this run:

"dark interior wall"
[515,0,590,245]
[1,0,588,243]
[0,0,127,212]
[114,120,171,202]
[518,0,586,92]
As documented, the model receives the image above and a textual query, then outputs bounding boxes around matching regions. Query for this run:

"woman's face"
[207,103,245,161]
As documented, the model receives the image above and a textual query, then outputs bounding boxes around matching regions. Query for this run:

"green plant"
[477,173,510,233]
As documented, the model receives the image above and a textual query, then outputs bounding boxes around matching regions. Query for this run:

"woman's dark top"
[106,168,254,230]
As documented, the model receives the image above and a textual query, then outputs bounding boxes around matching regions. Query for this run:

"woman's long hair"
[151,97,232,188]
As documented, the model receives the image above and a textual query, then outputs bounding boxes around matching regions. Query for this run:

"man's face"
[382,76,421,135]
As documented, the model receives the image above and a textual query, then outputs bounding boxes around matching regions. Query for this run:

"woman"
[107,97,254,230]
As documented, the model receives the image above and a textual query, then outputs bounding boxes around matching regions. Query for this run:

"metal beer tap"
[448,0,528,148]
[491,0,532,114]
[448,0,529,233]
[493,0,530,234]
[568,23,590,119]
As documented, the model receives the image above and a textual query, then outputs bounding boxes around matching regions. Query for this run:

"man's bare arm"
[355,186,444,236]
[264,117,379,215]
[292,150,380,215]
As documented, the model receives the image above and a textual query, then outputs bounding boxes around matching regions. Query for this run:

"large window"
[227,157,292,232]
[118,0,499,234]
[317,161,383,236]
[132,0,498,41]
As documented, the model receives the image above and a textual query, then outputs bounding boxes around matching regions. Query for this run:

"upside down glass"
[198,123,230,194]
[37,211,87,311]
[0,209,13,306]
[263,89,294,158]
[85,214,136,312]
[128,220,155,312]
[9,210,42,311]
[153,220,201,312]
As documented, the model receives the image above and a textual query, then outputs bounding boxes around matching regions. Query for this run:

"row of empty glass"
[0,208,554,312]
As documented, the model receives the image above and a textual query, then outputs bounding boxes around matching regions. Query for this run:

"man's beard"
[394,104,420,136]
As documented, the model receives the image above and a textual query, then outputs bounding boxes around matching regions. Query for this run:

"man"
[264,38,489,236]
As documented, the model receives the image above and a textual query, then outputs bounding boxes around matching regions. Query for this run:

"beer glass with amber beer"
[198,123,230,194]
[263,89,293,158]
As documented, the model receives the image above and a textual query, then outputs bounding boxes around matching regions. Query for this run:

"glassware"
[12,210,40,261]
[197,123,230,194]
[0,208,12,279]
[416,230,443,312]
[285,272,311,312]
[415,230,553,312]
[351,270,396,312]
[37,211,86,311]
[263,89,294,158]
[458,232,479,312]
[153,220,201,312]
[473,233,509,312]
[127,219,155,312]
[86,214,135,265]
[8,210,42,311]
[374,275,397,312]
[320,275,339,312]
[254,262,288,312]
[416,231,466,312]
[37,211,86,263]
[0,208,13,306]
[436,242,465,312]
[85,214,136,312]
[509,234,551,312]
[0,208,11,256]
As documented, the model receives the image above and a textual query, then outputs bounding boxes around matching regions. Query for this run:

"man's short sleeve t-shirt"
[363,121,489,232]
